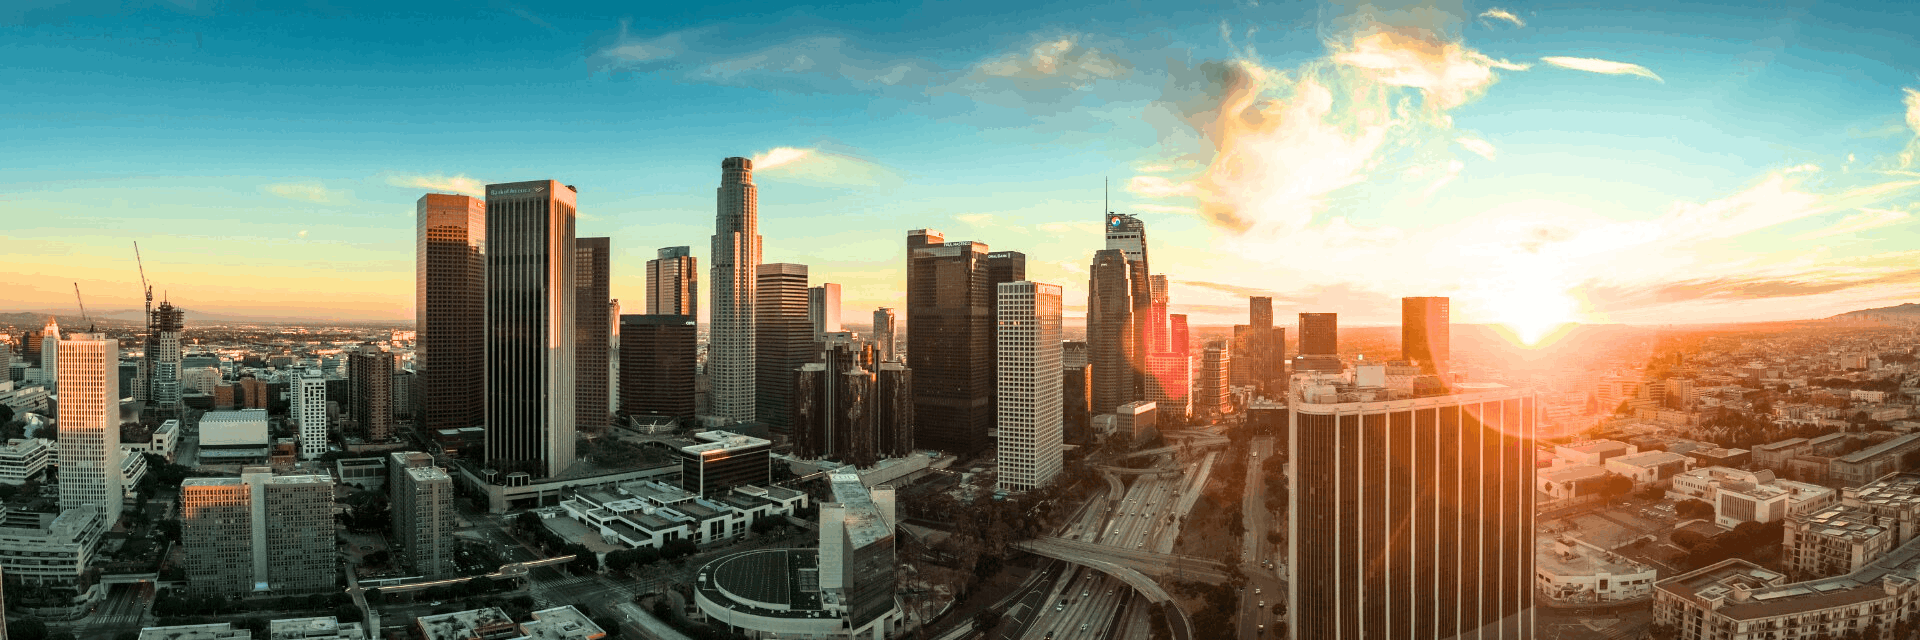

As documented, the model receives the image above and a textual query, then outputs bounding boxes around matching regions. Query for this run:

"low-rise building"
[1685,446,1751,469]
[675,430,772,496]
[1784,504,1895,579]
[0,438,54,485]
[1654,552,1920,640]
[561,480,807,550]
[1536,534,1658,604]
[336,456,386,491]
[136,616,368,640]
[0,507,105,586]
[415,605,604,640]
[1553,440,1637,467]
[1604,451,1693,486]
[198,409,273,466]
[1830,433,1920,488]
[1538,465,1612,501]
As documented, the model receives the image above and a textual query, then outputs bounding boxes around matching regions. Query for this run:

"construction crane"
[134,241,153,326]
[73,282,92,330]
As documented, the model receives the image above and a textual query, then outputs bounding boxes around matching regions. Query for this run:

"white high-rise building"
[292,369,328,459]
[39,318,60,392]
[996,281,1064,493]
[808,283,842,338]
[872,307,897,362]
[709,157,762,423]
[57,332,123,526]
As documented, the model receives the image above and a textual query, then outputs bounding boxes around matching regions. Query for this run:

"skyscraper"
[793,342,913,468]
[996,281,1063,493]
[646,246,698,316]
[182,468,336,595]
[1251,296,1279,389]
[619,314,697,424]
[145,302,184,412]
[56,332,122,526]
[1146,352,1192,422]
[575,237,611,436]
[1289,380,1536,639]
[905,229,994,454]
[292,369,327,459]
[38,319,59,392]
[416,193,486,435]
[1106,214,1154,391]
[710,157,762,423]
[1149,275,1171,358]
[986,251,1026,434]
[871,307,897,362]
[756,263,812,435]
[390,452,457,579]
[1197,340,1231,417]
[1299,312,1341,373]
[348,347,395,442]
[484,179,578,479]
[1169,314,1190,357]
[1087,249,1134,415]
[809,283,842,338]
[1402,297,1451,376]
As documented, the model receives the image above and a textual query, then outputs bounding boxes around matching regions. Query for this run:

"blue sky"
[4,0,1918,332]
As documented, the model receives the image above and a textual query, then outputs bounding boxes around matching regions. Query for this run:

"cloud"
[1478,8,1524,28]
[590,22,698,70]
[1795,207,1913,240]
[1173,279,1273,298]
[1541,56,1664,82]
[954,213,995,226]
[1903,87,1920,167]
[748,147,899,186]
[298,230,308,238]
[261,181,348,204]
[384,172,485,197]
[1456,137,1496,160]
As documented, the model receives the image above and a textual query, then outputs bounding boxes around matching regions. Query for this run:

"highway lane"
[1237,436,1284,639]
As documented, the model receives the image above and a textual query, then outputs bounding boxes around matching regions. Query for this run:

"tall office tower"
[1249,296,1278,390]
[756,264,812,435]
[795,343,873,466]
[575,236,611,436]
[20,330,41,368]
[1169,314,1190,357]
[996,282,1063,493]
[619,314,698,423]
[1298,312,1342,373]
[1105,214,1154,391]
[986,250,1026,434]
[710,157,763,423]
[1402,296,1451,375]
[56,332,123,526]
[875,362,914,458]
[417,193,486,435]
[1149,275,1171,355]
[905,230,994,454]
[484,179,578,479]
[1289,381,1537,639]
[1230,325,1255,387]
[809,283,842,337]
[872,308,897,362]
[646,246,698,316]
[608,298,620,416]
[1062,363,1092,444]
[1197,340,1231,417]
[819,471,899,635]
[390,452,457,578]
[181,468,337,596]
[1087,249,1135,415]
[0,343,10,387]
[37,320,61,393]
[391,370,416,420]
[292,369,327,458]
[145,301,184,412]
[348,347,396,442]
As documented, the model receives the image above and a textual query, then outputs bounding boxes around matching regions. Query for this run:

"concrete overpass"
[1016,537,1233,585]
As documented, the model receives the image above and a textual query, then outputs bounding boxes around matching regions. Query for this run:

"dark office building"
[1402,297,1451,376]
[986,250,1025,435]
[793,344,915,468]
[1105,214,1154,393]
[348,348,396,442]
[874,362,914,458]
[1297,312,1341,373]
[675,431,772,496]
[1290,385,1536,640]
[483,180,578,479]
[756,263,812,436]
[416,193,486,436]
[576,237,612,435]
[619,315,697,424]
[1086,249,1135,415]
[905,230,994,454]
[1062,363,1092,445]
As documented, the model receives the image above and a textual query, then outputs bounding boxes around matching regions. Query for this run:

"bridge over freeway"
[1014,537,1234,585]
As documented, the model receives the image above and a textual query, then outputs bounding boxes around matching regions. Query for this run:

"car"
[1259,600,1265,608]
[1056,603,1064,611]
[1255,588,1261,594]
[1082,591,1089,597]
[1080,623,1089,631]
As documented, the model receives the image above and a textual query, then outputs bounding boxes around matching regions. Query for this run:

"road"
[53,583,152,639]
[1236,437,1284,639]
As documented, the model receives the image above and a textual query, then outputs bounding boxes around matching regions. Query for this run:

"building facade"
[618,315,697,423]
[575,236,612,436]
[646,246,698,316]
[56,332,122,526]
[348,348,395,442]
[1290,377,1537,639]
[390,452,457,579]
[484,179,578,479]
[1196,340,1231,417]
[905,230,994,454]
[416,193,486,435]
[677,430,772,496]
[1086,248,1135,416]
[292,370,327,459]
[1401,297,1451,375]
[756,263,812,435]
[996,282,1063,493]
[182,468,336,596]
[709,157,762,424]
[872,308,897,362]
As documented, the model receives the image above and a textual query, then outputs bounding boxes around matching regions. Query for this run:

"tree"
[7,618,48,640]
[1671,529,1710,550]
[1675,499,1715,521]
[972,609,1000,632]
[335,604,366,624]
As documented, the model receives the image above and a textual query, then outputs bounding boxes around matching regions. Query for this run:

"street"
[1237,437,1284,639]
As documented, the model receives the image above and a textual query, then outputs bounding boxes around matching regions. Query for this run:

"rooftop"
[1796,504,1886,542]
[698,549,830,618]
[1560,440,1632,455]
[136,623,250,640]
[1847,472,1920,509]
[519,605,607,640]
[267,616,366,640]
[1658,534,1920,621]
[1609,451,1690,468]
[830,469,894,548]
[1540,465,1610,484]
[1836,433,1920,464]
[1537,535,1652,578]
[414,607,518,640]
[680,430,771,457]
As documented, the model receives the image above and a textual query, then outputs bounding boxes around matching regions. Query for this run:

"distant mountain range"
[0,308,406,327]
[1830,303,1920,321]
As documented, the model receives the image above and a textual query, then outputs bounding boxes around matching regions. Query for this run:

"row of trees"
[510,512,599,574]
[1668,520,1785,571]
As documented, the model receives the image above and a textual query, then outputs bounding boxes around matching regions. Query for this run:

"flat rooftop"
[1850,473,1920,508]
[1560,440,1632,455]
[830,470,892,548]
[1837,433,1920,464]
[1610,451,1690,468]
[699,549,828,617]
[137,623,250,640]
[1797,505,1886,542]
[1537,535,1651,577]
[680,430,771,456]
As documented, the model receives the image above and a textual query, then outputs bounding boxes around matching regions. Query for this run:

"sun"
[1486,291,1579,347]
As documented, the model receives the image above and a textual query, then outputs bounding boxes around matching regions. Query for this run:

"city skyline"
[8,1,1920,334]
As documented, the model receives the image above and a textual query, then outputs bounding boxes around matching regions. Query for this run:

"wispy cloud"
[1796,207,1913,240]
[1541,56,1664,82]
[954,213,995,226]
[1902,87,1920,167]
[384,172,485,197]
[1479,8,1525,28]
[261,180,348,204]
[1456,137,1497,160]
[748,146,899,186]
